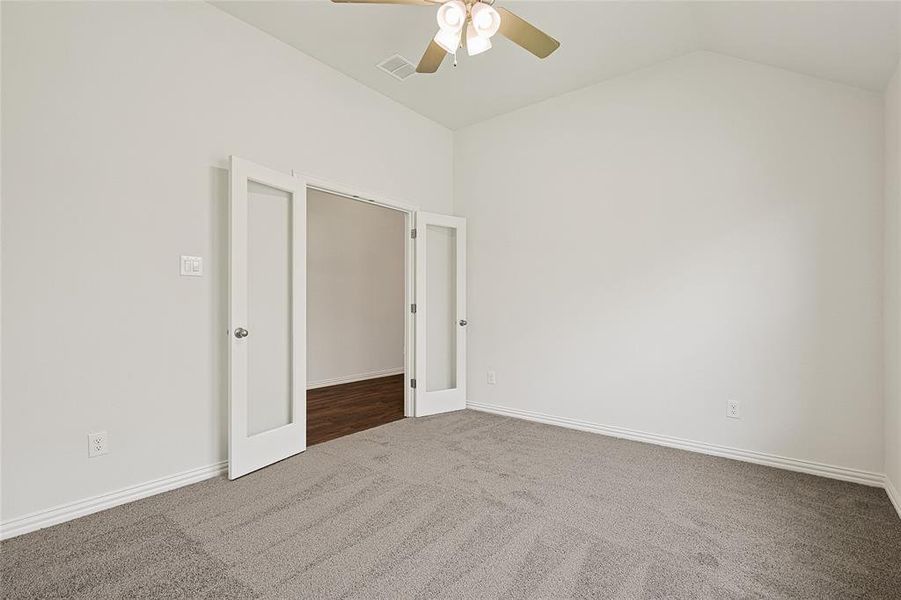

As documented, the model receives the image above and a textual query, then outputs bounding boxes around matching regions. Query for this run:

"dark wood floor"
[306,374,405,446]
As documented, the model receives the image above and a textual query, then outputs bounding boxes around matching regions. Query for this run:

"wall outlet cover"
[88,431,108,457]
[727,400,741,419]
[487,370,497,385]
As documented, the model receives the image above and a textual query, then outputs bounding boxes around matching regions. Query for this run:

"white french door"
[228,156,307,479]
[414,211,467,416]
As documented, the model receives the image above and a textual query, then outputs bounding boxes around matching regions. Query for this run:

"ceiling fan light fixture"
[470,2,500,38]
[436,0,466,32]
[434,27,462,54]
[338,0,559,74]
[466,23,491,56]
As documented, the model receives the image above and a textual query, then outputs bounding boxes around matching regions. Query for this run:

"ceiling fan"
[331,0,560,73]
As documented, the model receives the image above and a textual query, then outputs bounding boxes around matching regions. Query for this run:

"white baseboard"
[0,460,227,541]
[467,401,885,488]
[307,367,404,390]
[5,404,895,541]
[0,369,403,541]
[886,476,901,520]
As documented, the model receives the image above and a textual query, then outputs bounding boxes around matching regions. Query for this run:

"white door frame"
[297,173,417,417]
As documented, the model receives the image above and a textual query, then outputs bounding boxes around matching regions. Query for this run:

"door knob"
[234,327,249,339]
[459,319,467,326]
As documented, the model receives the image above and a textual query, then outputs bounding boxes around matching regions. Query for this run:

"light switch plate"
[180,255,203,277]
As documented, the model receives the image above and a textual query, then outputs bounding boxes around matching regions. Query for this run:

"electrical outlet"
[726,400,741,419]
[88,431,108,457]
[487,370,497,385]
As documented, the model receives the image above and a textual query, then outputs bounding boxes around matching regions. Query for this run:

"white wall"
[455,51,885,474]
[1,1,452,523]
[307,190,405,386]
[1,1,894,530]
[885,62,901,502]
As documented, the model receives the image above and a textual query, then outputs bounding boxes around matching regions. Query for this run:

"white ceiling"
[213,1,900,129]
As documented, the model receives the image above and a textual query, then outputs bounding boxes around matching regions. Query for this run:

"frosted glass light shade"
[434,27,462,53]
[470,2,500,38]
[436,1,466,32]
[466,23,491,56]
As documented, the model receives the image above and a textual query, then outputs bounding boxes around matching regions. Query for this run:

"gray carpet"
[2,410,900,599]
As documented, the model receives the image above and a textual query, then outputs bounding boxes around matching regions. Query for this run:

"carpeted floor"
[2,410,900,599]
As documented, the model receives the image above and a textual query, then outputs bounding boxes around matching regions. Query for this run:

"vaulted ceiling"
[213,1,900,129]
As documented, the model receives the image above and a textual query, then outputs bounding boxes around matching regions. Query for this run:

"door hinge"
[410,378,417,389]
[411,303,417,314]
[411,228,417,239]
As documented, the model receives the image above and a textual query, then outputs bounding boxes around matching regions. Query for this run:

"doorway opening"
[306,188,409,445]
[228,156,465,479]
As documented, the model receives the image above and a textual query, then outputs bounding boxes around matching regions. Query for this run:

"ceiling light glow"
[470,2,500,38]
[437,1,466,32]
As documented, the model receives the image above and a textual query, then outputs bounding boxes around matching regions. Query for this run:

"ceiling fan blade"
[496,7,560,59]
[416,38,446,73]
[331,0,438,5]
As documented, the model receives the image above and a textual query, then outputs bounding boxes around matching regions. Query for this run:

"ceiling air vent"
[377,54,416,81]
